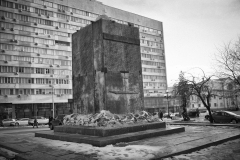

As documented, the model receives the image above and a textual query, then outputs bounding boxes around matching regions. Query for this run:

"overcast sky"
[98,0,240,86]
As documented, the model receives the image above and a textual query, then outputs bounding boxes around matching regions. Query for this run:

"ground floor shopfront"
[144,97,181,114]
[0,103,72,120]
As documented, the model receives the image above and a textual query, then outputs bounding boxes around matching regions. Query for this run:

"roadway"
[0,125,50,134]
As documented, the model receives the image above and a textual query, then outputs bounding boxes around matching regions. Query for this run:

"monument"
[35,17,185,147]
[72,16,144,114]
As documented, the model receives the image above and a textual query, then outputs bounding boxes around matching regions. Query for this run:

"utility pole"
[52,85,55,118]
[164,90,171,116]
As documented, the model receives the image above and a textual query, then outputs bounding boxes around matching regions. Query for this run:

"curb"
[169,122,240,127]
[153,133,240,159]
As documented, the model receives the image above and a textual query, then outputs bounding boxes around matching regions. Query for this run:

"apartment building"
[0,0,167,119]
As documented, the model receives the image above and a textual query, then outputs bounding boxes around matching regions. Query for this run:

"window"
[15,35,34,42]
[36,68,44,74]
[46,69,50,74]
[31,89,34,95]
[192,104,194,108]
[43,1,53,7]
[57,13,70,20]
[0,0,13,8]
[15,3,30,11]
[0,11,13,19]
[57,4,69,11]
[5,89,10,95]
[34,8,53,17]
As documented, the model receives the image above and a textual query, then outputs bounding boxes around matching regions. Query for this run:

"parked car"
[2,119,16,126]
[10,118,30,126]
[211,111,240,123]
[199,110,209,116]
[28,116,49,126]
[49,114,66,130]
[170,113,182,119]
[163,113,172,119]
[187,110,198,117]
[205,111,215,120]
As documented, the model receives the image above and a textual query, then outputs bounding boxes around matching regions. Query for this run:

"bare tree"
[215,37,240,86]
[185,69,216,123]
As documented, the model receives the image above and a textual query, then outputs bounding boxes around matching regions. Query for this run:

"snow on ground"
[31,136,164,160]
[162,138,240,160]
[1,124,239,160]
[0,148,16,157]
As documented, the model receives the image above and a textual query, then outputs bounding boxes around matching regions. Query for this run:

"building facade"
[0,0,167,119]
[188,78,239,111]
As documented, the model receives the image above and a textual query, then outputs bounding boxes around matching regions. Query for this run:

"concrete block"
[36,127,185,147]
[54,122,166,137]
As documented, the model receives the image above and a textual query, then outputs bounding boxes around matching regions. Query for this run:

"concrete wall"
[72,18,144,114]
[72,25,95,114]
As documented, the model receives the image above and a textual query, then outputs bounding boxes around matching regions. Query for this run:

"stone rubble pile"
[63,110,161,127]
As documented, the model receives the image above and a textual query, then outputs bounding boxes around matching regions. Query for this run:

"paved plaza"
[0,123,240,160]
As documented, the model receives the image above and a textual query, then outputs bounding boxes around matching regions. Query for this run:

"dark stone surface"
[72,18,144,114]
[36,127,185,147]
[72,24,95,114]
[54,122,166,137]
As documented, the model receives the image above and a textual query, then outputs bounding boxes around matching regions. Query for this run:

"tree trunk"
[206,106,213,123]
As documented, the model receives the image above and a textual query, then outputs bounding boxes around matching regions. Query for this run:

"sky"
[98,0,240,86]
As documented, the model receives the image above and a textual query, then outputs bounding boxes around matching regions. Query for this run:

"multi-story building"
[188,78,238,111]
[0,0,167,119]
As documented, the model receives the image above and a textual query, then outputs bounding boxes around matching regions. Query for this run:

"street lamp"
[49,84,55,118]
[164,90,171,116]
[49,72,55,118]
[49,70,64,118]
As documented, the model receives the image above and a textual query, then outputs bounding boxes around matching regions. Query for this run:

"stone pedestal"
[72,18,144,114]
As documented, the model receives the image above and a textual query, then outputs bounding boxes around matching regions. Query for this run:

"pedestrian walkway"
[162,138,240,160]
[0,125,239,160]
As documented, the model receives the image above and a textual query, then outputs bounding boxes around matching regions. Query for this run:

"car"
[2,119,16,126]
[163,113,172,118]
[49,114,66,130]
[28,116,49,126]
[10,118,30,126]
[170,113,182,120]
[205,111,215,120]
[211,111,240,123]
[200,110,208,116]
[187,110,198,117]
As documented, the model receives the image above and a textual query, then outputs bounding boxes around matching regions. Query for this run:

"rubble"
[63,110,161,128]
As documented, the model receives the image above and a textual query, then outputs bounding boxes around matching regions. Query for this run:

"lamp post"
[52,85,55,118]
[50,70,64,118]
[50,72,55,118]
[164,90,171,117]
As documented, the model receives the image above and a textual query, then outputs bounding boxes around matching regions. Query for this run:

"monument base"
[35,122,185,147]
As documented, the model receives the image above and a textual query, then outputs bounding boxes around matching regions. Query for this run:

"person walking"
[196,107,200,117]
[158,110,163,121]
[33,117,38,128]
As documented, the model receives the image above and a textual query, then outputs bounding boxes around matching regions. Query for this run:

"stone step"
[35,126,185,147]
[54,122,166,137]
